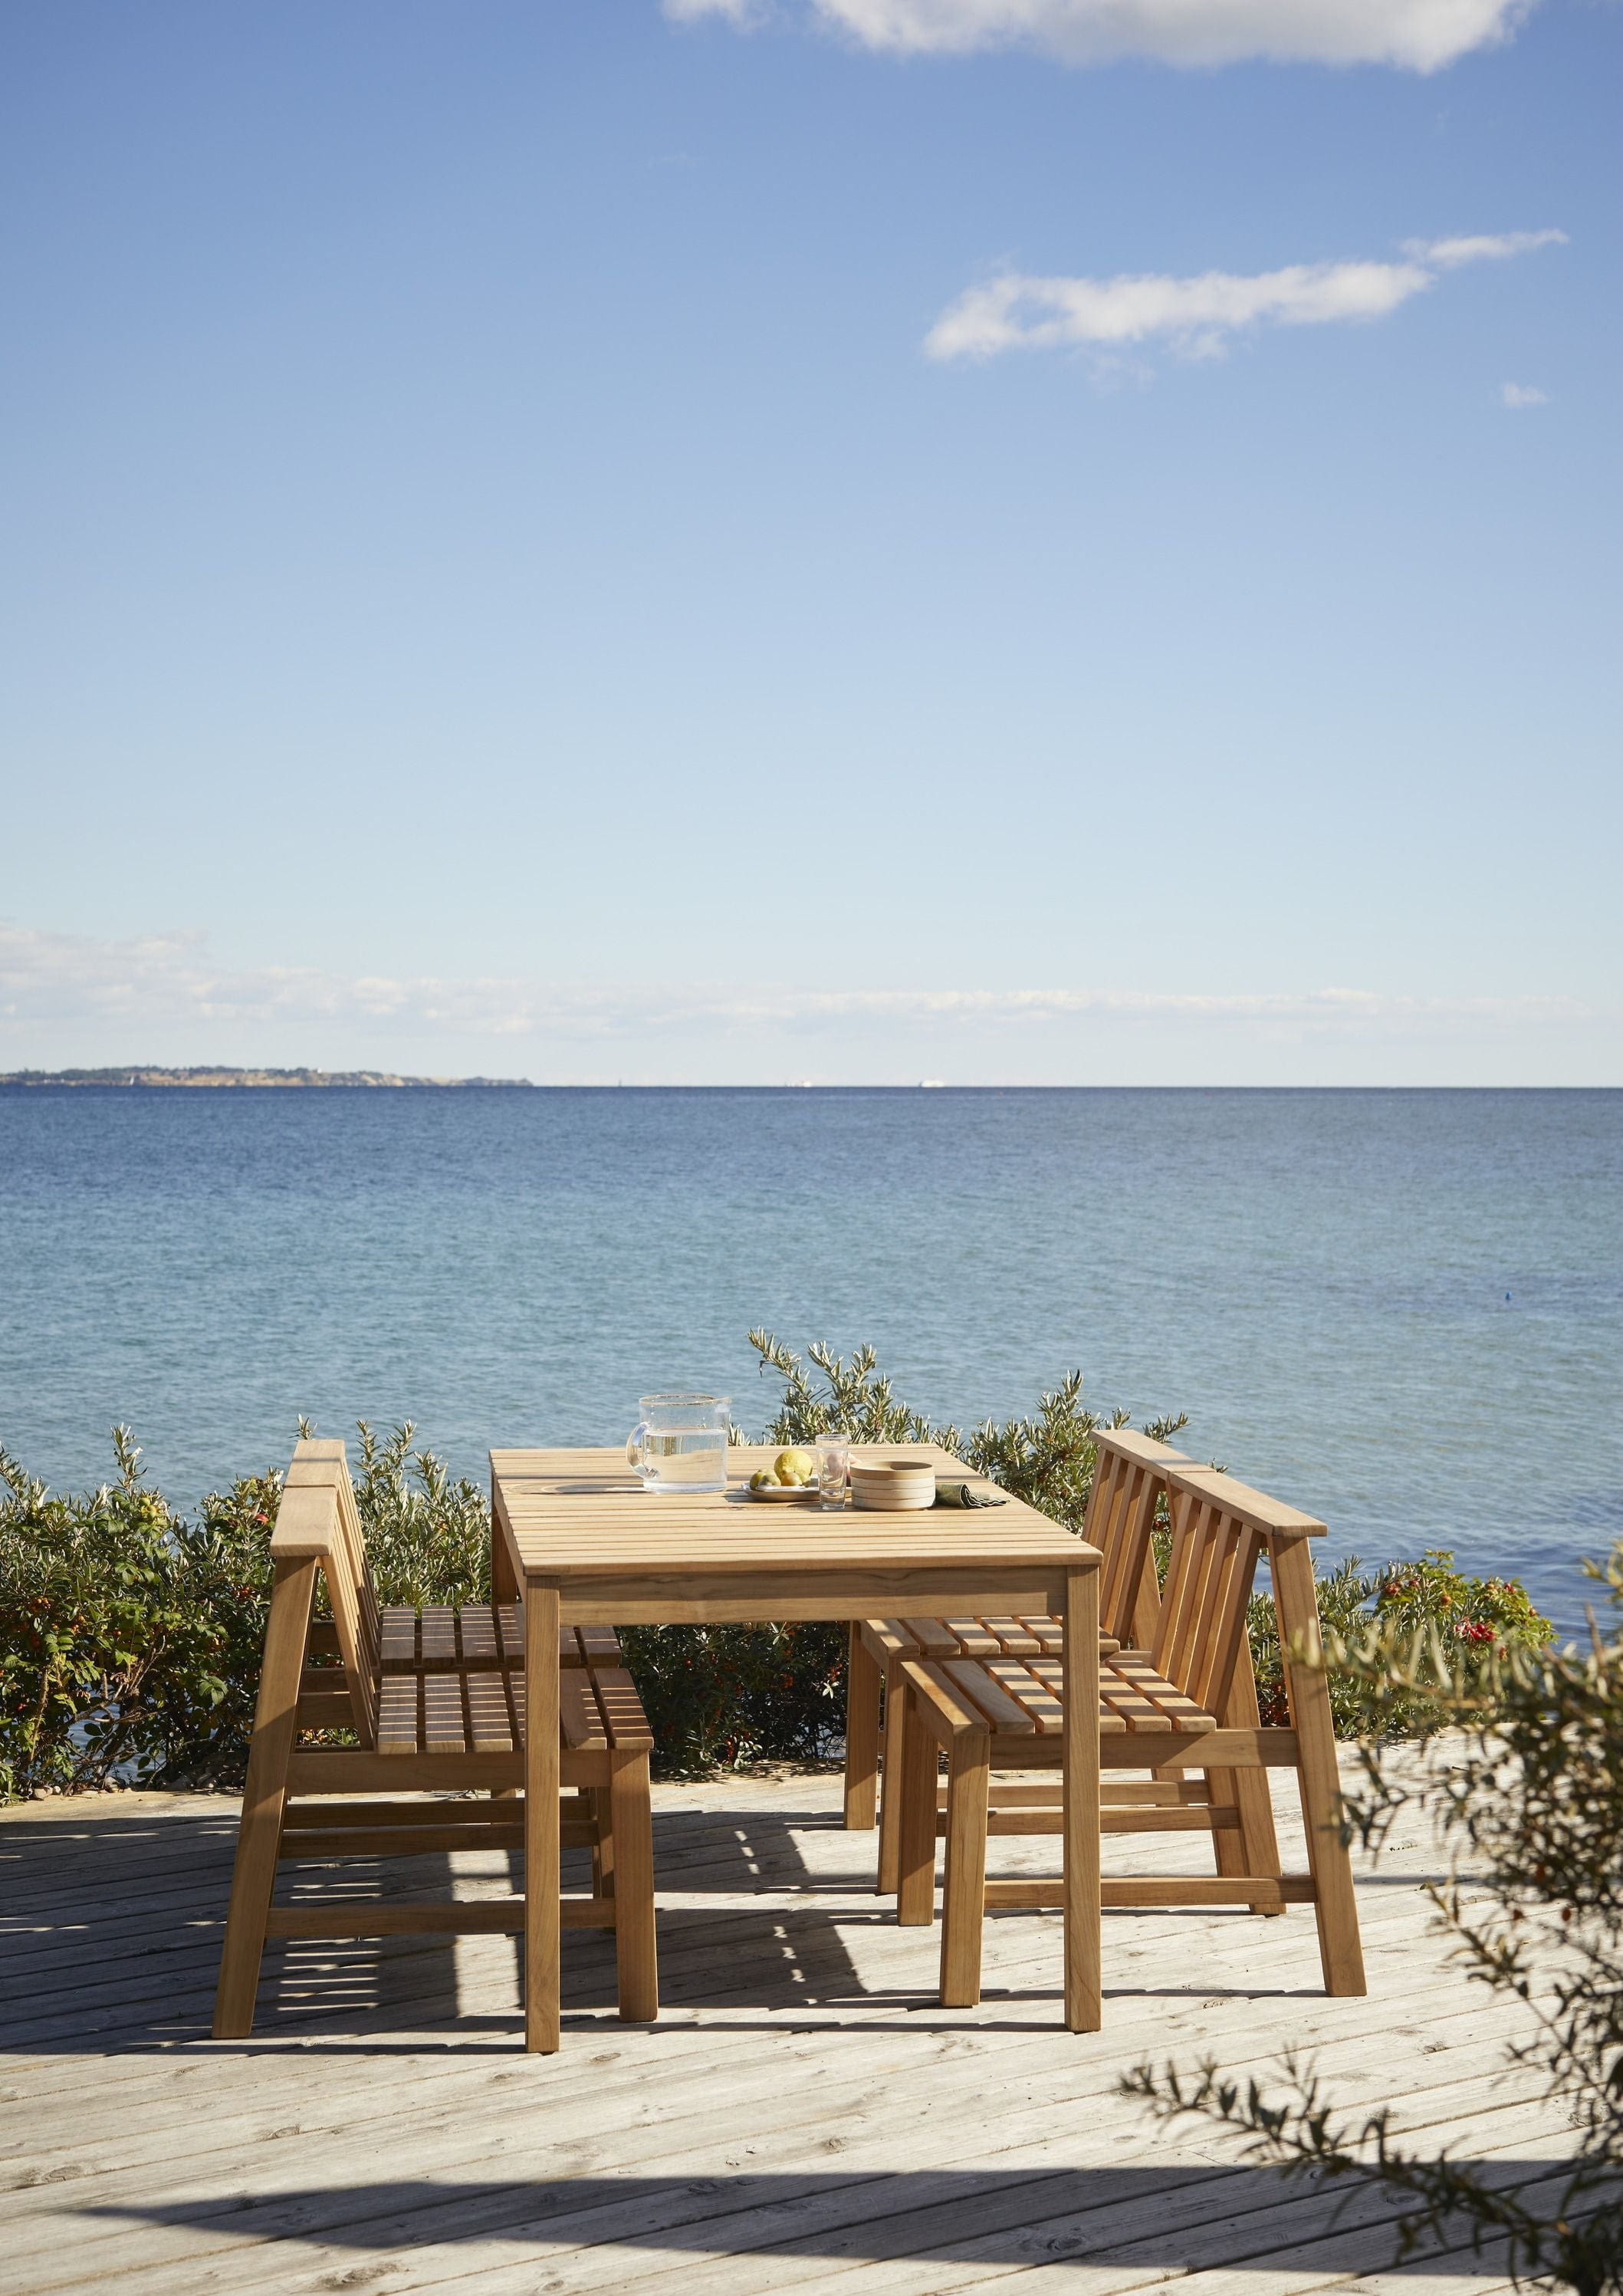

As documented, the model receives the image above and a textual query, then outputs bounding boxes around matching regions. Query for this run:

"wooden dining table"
[490,1442,1103,2053]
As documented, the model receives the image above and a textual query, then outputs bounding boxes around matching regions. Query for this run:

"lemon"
[774,1448,815,1485]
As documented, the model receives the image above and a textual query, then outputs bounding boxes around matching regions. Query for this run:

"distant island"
[0,1067,534,1089]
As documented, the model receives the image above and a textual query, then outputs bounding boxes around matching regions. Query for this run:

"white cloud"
[925,228,1563,367]
[669,0,1533,71]
[926,258,1428,362]
[1405,228,1567,267]
[664,0,762,22]
[1502,380,1549,407]
[0,923,1588,1051]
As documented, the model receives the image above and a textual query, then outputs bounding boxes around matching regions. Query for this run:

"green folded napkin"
[933,1479,1008,1508]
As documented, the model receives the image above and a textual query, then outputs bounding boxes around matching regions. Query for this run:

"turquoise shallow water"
[2,1087,1618,1633]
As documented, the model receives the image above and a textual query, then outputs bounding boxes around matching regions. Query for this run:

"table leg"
[489,1479,522,1806]
[1063,1562,1102,2032]
[609,1749,659,2023]
[524,1581,561,2052]
[843,1623,880,1831]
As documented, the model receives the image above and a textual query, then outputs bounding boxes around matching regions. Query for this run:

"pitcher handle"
[626,1420,649,1481]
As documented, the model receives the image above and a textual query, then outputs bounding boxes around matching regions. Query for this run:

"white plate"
[745,1480,820,1503]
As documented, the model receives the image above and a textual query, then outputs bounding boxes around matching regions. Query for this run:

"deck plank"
[0,1759,1578,2295]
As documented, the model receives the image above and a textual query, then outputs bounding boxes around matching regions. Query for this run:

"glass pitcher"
[626,1393,731,1494]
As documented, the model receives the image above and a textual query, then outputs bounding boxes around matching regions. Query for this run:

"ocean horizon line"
[1,1069,1617,1095]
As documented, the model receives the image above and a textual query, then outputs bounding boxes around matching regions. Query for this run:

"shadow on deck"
[80,2163,1573,2277]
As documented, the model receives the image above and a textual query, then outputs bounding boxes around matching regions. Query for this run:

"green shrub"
[0,1419,488,1799]
[616,1620,848,1775]
[1248,1547,1552,1735]
[0,1430,277,1799]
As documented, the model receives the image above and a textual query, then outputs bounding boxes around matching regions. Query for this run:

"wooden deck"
[0,1757,1575,2294]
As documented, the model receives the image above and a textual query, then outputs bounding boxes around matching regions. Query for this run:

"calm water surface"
[2,1087,1618,1633]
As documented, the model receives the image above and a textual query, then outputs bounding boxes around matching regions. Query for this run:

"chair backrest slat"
[1177,1481,1258,1707]
[1155,1486,1220,1686]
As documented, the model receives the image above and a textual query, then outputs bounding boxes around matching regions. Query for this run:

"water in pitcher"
[638,1429,728,1490]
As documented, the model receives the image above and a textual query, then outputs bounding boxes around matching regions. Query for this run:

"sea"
[2,1087,1618,1636]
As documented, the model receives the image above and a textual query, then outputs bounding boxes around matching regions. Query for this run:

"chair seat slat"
[378,1610,418,1668]
[376,1676,419,1755]
[458,1607,501,1664]
[422,1673,467,1755]
[465,1671,515,1754]
[420,1608,458,1666]
[941,1618,1001,1656]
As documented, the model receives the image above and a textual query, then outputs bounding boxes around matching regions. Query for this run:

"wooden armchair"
[213,1438,656,2038]
[895,1459,1365,2008]
[845,1428,1194,1894]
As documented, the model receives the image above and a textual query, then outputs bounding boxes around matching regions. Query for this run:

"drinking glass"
[815,1435,850,1510]
[626,1393,731,1494]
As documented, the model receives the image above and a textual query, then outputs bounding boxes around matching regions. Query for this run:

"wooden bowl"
[850,1459,936,1511]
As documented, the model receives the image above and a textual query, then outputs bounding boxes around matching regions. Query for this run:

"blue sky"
[1,0,1617,1083]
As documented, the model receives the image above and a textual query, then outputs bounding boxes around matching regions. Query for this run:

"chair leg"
[939,1729,990,2008]
[1271,1533,1366,1996]
[591,1786,613,1899]
[1210,1653,1284,1914]
[524,1585,563,2053]
[1062,1561,1103,2034]
[213,1558,317,2039]
[608,1749,658,2023]
[843,1623,881,1831]
[895,1676,939,1928]
[1220,1765,1286,1914]
[876,1658,908,1896]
